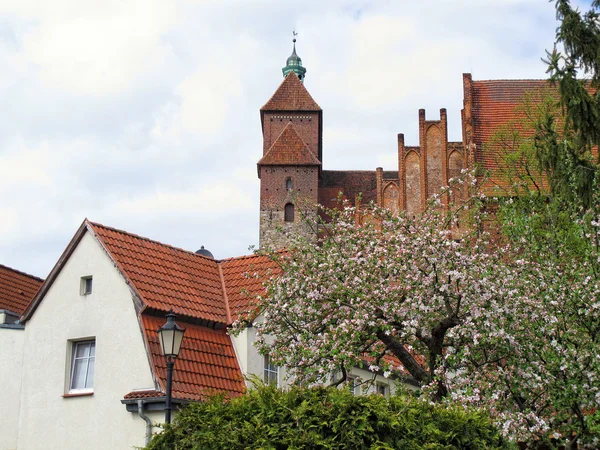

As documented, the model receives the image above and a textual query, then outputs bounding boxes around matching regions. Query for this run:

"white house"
[1,219,401,450]
[0,264,44,450]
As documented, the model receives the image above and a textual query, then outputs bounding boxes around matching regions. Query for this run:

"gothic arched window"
[284,203,295,222]
[286,178,293,191]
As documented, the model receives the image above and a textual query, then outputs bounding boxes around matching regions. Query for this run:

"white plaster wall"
[17,231,157,450]
[0,328,24,450]
[231,321,289,389]
[230,327,249,375]
[232,319,409,395]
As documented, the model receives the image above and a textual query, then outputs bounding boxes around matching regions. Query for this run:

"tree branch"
[376,331,429,383]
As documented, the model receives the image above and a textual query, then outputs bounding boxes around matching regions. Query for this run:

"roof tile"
[261,72,321,112]
[258,123,321,166]
[221,253,280,322]
[123,389,164,399]
[0,264,44,315]
[471,79,557,192]
[89,222,228,324]
[141,314,245,401]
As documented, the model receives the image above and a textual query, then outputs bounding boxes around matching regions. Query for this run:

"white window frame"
[80,276,93,295]
[376,382,388,396]
[348,376,360,395]
[263,355,279,387]
[68,339,95,394]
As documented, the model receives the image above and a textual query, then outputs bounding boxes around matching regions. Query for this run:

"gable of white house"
[0,324,25,450]
[16,231,159,450]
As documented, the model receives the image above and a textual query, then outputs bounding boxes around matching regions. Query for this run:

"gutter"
[137,400,153,446]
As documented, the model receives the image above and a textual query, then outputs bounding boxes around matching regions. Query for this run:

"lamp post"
[157,310,185,424]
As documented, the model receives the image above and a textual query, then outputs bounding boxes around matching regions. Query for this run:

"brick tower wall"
[259,165,319,250]
[262,112,321,158]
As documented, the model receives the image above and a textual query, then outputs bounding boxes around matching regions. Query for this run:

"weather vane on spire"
[283,29,306,82]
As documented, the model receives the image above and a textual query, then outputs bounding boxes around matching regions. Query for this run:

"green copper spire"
[282,32,307,82]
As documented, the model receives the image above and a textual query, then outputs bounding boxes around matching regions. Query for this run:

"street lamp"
[157,310,185,424]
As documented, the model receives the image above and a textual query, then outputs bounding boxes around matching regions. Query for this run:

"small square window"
[264,355,279,387]
[376,382,388,396]
[80,276,92,295]
[69,340,95,394]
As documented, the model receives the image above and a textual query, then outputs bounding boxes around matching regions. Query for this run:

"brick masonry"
[258,71,551,249]
[262,113,321,158]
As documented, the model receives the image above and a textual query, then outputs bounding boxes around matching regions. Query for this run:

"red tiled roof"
[86,221,278,325]
[258,123,321,166]
[141,314,245,401]
[221,253,280,322]
[0,264,44,315]
[261,72,321,112]
[123,389,164,399]
[471,79,557,191]
[89,222,228,324]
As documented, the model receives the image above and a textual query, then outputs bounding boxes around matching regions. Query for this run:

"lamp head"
[158,311,185,359]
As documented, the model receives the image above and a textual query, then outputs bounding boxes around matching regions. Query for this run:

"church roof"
[258,122,321,166]
[470,79,556,192]
[261,71,321,112]
[0,264,43,316]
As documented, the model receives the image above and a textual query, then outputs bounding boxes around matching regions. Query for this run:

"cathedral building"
[258,40,552,249]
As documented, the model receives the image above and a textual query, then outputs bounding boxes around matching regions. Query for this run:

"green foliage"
[145,385,512,450]
[542,0,600,206]
[548,0,600,152]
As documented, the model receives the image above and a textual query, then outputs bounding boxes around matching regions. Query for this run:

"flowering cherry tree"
[235,171,600,447]
[242,174,506,401]
[448,201,600,449]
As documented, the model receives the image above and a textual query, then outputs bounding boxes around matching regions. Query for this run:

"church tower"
[258,38,322,249]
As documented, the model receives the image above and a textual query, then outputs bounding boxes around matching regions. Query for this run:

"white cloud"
[114,182,253,217]
[0,138,53,187]
[9,0,176,95]
[0,0,568,276]
[177,69,243,134]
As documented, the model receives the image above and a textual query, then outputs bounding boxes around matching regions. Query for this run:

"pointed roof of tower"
[258,122,321,166]
[261,71,321,112]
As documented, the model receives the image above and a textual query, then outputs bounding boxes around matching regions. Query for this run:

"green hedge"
[145,385,512,450]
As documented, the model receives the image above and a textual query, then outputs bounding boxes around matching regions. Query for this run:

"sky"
[0,0,588,278]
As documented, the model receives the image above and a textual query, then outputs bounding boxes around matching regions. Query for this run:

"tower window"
[284,203,295,222]
[286,178,293,191]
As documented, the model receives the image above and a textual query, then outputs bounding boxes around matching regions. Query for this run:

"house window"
[285,178,293,191]
[80,276,93,295]
[376,382,388,396]
[284,203,295,222]
[348,377,360,395]
[264,355,279,386]
[69,340,95,393]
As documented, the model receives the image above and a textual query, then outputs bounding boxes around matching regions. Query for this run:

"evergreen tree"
[544,0,600,206]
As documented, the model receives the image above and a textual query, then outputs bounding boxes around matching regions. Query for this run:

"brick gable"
[258,122,321,168]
